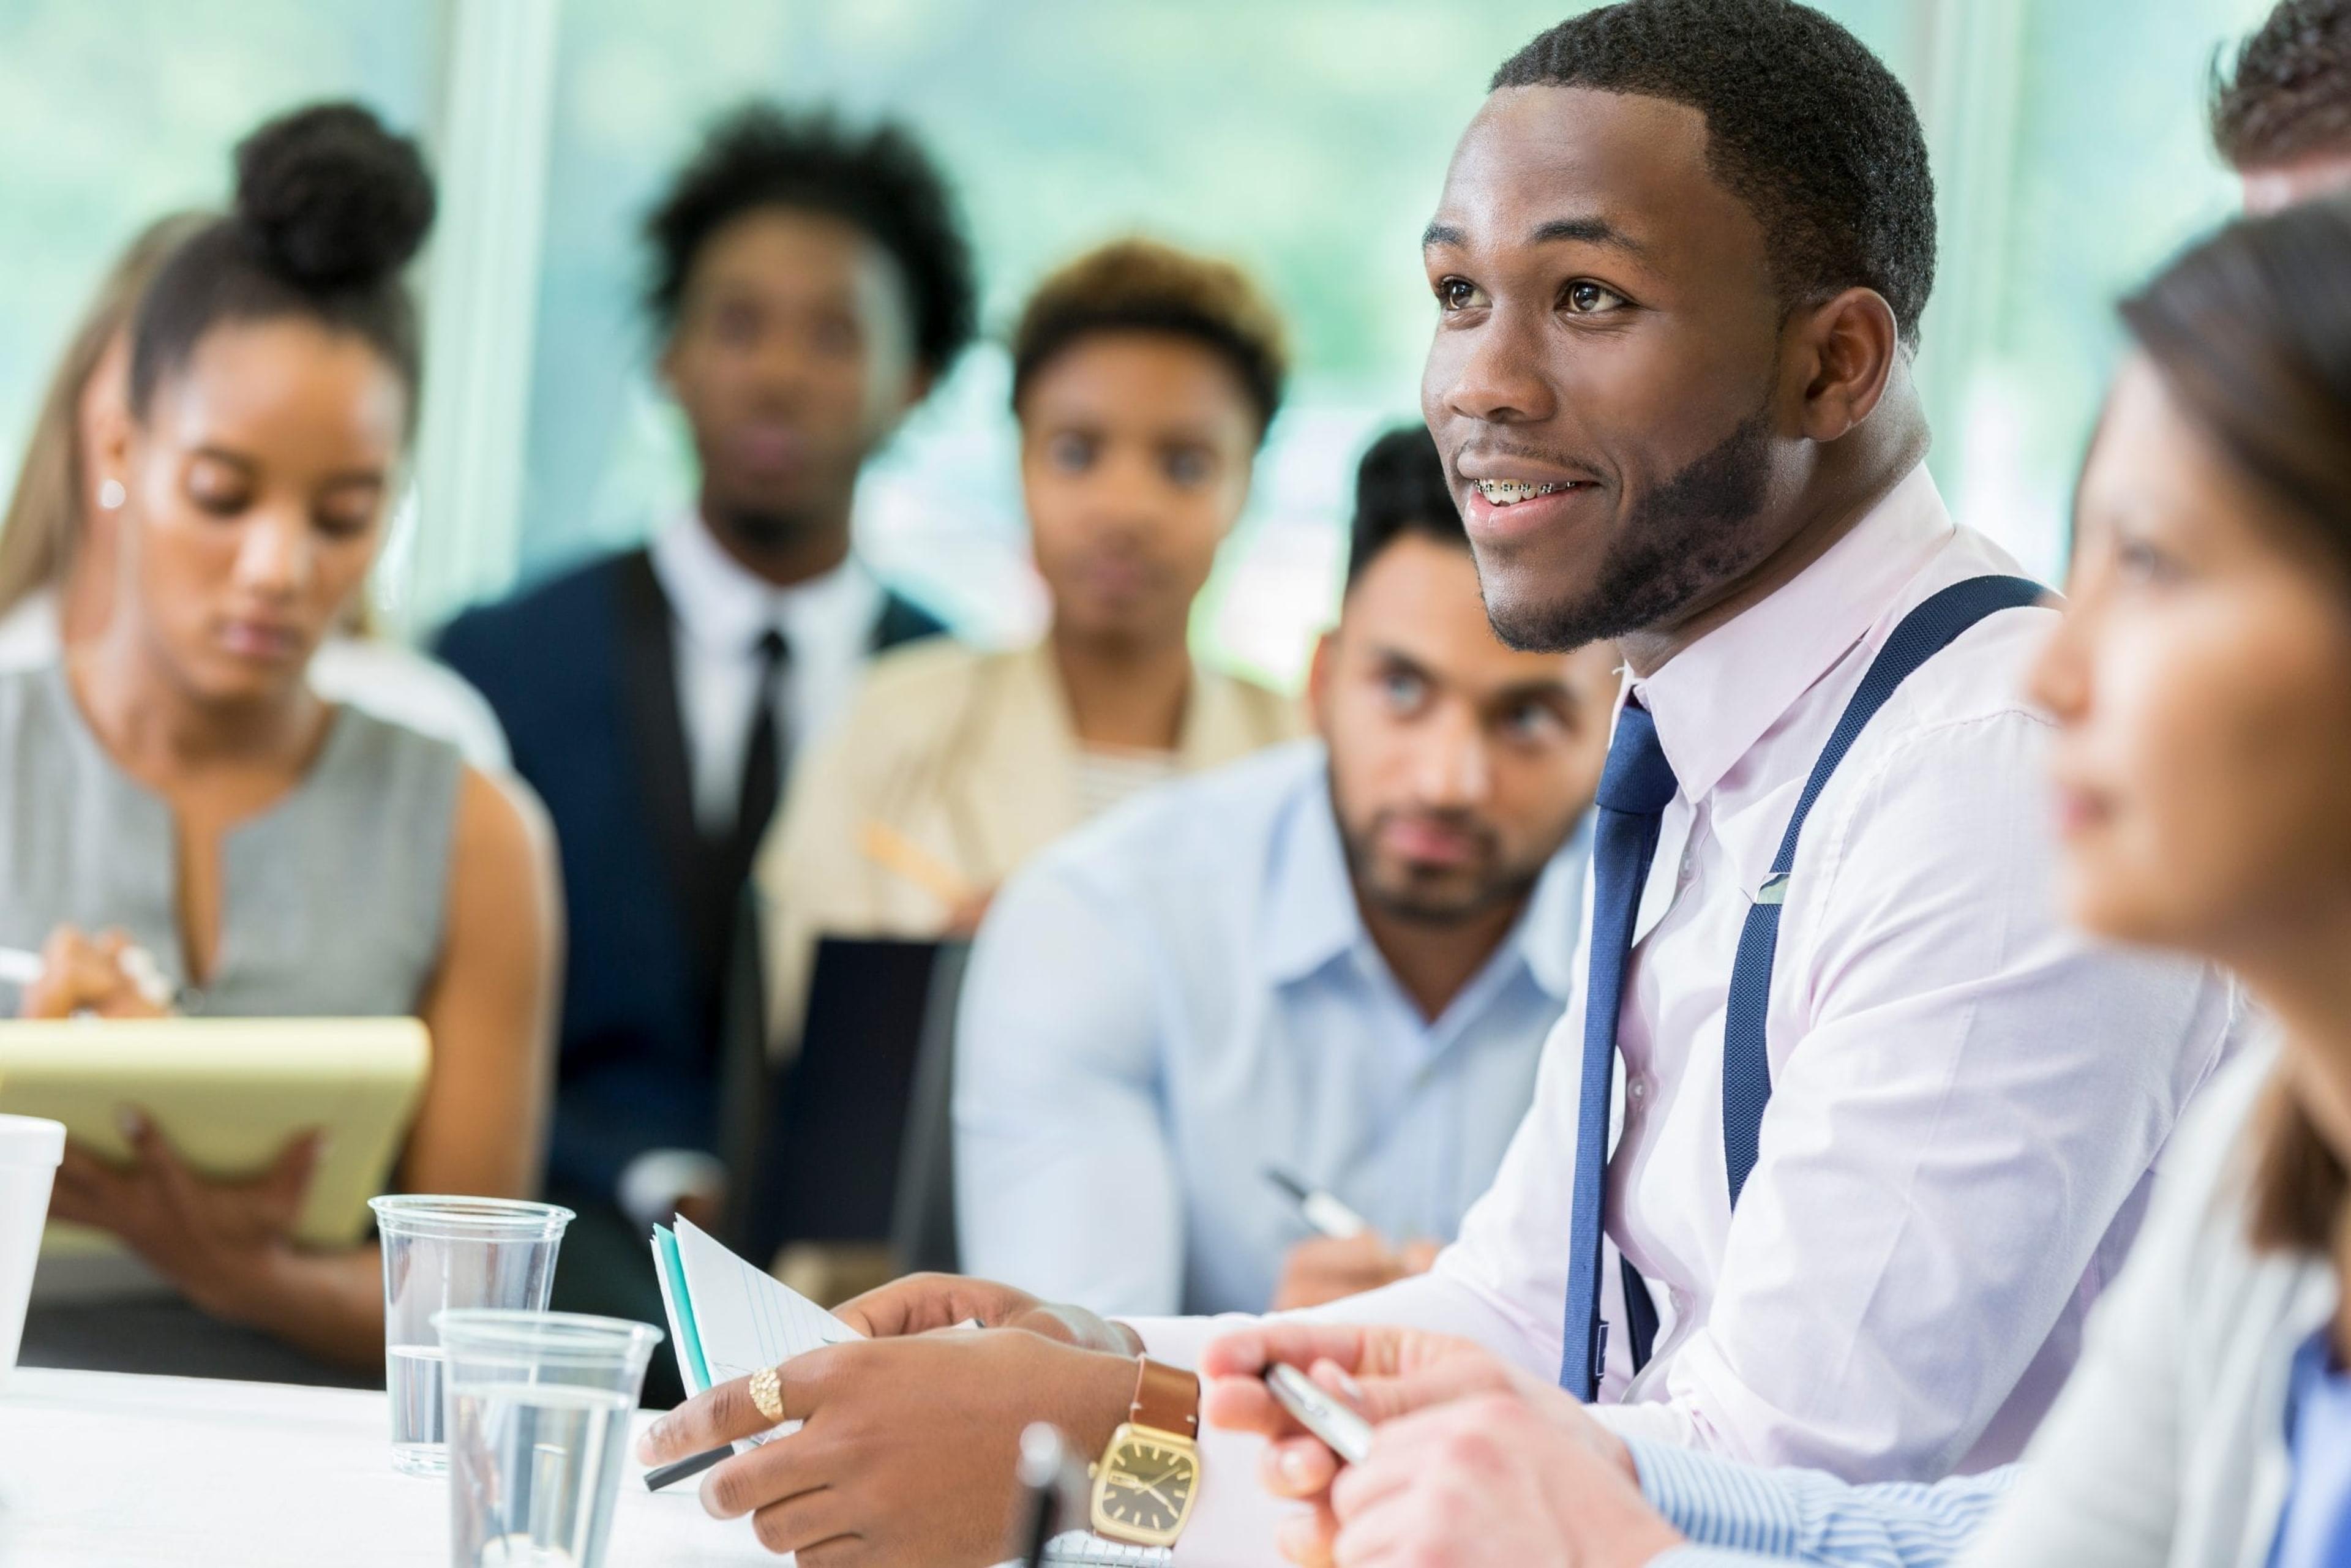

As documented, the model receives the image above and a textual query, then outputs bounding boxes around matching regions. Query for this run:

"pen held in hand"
[1264,1166,1370,1240]
[0,943,177,1008]
[643,1444,730,1492]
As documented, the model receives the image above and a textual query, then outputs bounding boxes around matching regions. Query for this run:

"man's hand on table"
[637,1273,1144,1566]
[1271,1234,1444,1311]
[1201,1323,1686,1568]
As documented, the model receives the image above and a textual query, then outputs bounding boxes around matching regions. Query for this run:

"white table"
[0,1368,779,1566]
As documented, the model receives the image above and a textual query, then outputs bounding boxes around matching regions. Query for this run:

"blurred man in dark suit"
[437,106,976,1352]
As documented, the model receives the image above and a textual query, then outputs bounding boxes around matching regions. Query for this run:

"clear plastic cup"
[0,1115,65,1391]
[372,1196,573,1476]
[434,1310,663,1568]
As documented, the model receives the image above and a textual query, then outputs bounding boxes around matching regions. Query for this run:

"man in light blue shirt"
[954,427,1620,1318]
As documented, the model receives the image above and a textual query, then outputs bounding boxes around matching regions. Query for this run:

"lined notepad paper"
[651,1216,860,1441]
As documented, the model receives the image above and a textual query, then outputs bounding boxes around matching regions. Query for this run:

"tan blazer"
[756,639,1303,1049]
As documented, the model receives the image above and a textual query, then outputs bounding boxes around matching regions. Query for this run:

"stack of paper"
[650,1216,861,1443]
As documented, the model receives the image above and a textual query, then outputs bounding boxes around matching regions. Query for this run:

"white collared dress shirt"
[958,741,1588,1317]
[1128,467,2244,1565]
[645,511,885,835]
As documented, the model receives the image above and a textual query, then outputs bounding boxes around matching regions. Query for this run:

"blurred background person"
[1,102,557,1385]
[954,426,1614,1318]
[758,237,1303,1054]
[433,105,976,1358]
[0,211,508,769]
[2221,0,2351,213]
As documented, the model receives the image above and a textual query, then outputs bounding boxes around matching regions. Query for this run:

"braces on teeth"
[1475,479,1572,504]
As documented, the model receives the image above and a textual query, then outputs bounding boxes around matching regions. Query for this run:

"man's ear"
[1305,627,1340,741]
[1790,287,1900,444]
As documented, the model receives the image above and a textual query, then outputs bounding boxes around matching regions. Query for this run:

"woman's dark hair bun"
[231,102,435,291]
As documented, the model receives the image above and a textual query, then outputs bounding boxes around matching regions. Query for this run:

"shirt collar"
[1259,749,1588,1005]
[1630,463,1954,805]
[648,510,880,658]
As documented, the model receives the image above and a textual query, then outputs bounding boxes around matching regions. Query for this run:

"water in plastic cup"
[0,1116,65,1391]
[435,1310,662,1568]
[372,1196,572,1476]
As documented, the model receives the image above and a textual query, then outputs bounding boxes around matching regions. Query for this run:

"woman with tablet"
[0,102,558,1381]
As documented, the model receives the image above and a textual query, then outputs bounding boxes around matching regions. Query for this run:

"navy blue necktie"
[1559,700,1678,1400]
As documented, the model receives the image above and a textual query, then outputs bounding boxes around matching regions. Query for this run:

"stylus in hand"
[0,944,176,1008]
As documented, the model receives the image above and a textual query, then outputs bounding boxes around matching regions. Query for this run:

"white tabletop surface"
[0,1367,779,1567]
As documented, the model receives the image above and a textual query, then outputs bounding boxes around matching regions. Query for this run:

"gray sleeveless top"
[0,664,463,1016]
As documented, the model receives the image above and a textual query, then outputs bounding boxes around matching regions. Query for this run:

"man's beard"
[1483,402,1778,654]
[1338,805,1547,928]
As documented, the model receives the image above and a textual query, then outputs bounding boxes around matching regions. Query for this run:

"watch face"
[1095,1433,1197,1540]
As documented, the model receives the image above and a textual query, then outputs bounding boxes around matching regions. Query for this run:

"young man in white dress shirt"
[635,4,2241,1561]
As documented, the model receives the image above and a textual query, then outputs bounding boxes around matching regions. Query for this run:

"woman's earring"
[97,478,126,512]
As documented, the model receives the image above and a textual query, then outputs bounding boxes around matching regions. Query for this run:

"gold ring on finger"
[749,1364,785,1424]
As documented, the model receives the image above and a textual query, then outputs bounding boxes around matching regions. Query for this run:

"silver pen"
[1265,1166,1370,1240]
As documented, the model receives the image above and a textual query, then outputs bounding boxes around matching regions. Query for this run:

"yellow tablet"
[0,1018,430,1251]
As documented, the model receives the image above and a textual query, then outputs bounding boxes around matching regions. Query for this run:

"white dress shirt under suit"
[1129,467,2244,1565]
[957,740,1588,1317]
[645,510,885,835]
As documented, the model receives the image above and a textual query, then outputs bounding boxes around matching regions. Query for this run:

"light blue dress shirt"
[954,740,1587,1318]
[1633,1439,2014,1566]
[2270,1330,2351,1568]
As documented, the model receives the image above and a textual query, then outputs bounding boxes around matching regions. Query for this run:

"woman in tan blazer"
[759,239,1304,1047]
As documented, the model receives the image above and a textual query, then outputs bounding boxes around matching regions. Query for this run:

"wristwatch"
[1086,1356,1201,1548]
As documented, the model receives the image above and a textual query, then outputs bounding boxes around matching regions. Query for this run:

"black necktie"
[1559,699,1678,1400]
[735,628,790,856]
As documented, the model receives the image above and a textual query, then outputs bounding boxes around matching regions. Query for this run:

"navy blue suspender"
[1717,574,2047,1209]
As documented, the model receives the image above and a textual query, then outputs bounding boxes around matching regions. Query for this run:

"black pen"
[644,1444,730,1492]
[1014,1422,1076,1567]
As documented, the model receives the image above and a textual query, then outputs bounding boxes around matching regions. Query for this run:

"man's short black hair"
[1346,425,1468,587]
[2213,0,2351,171]
[1491,0,1937,348]
[644,103,978,377]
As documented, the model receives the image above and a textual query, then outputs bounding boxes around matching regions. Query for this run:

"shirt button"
[1628,1079,1648,1101]
[1678,851,1697,881]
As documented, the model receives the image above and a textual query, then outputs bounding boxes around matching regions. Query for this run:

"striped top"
[1637,1439,2014,1566]
[1072,744,1182,822]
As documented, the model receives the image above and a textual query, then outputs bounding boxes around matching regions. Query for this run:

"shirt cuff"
[615,1149,727,1231]
[1649,1550,1791,1567]
[1630,1437,1803,1556]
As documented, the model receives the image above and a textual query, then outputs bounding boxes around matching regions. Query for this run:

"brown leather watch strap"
[1129,1356,1200,1439]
